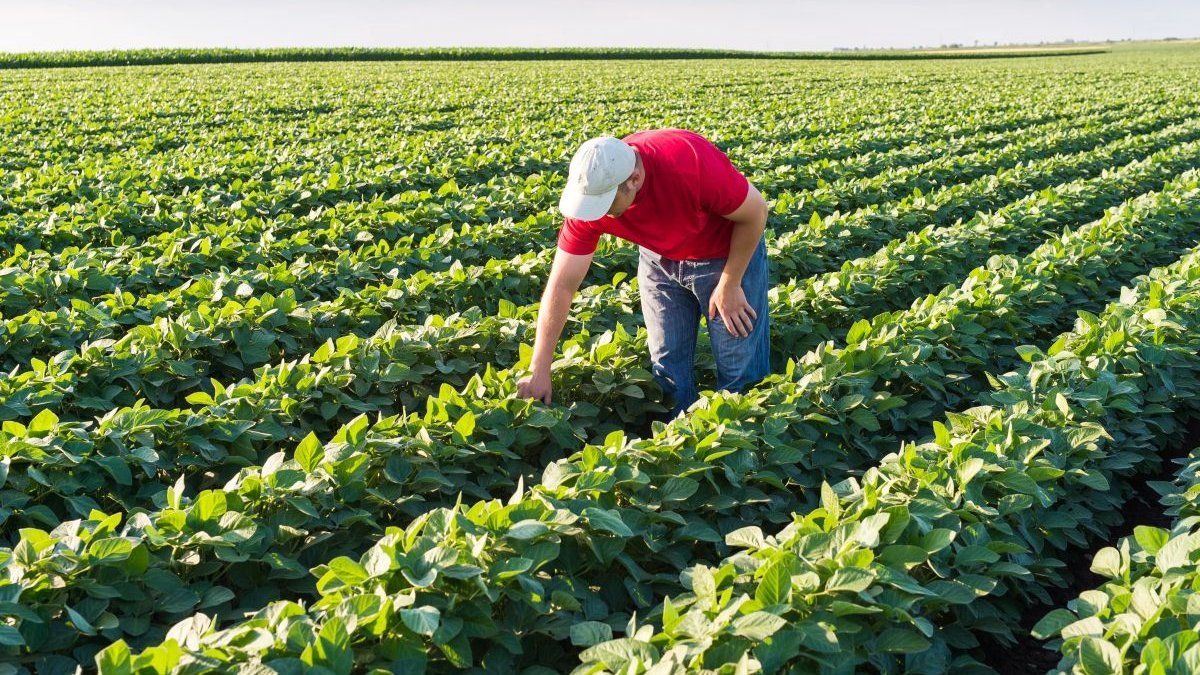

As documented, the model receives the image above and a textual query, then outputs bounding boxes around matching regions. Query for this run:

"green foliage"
[576,240,1200,673]
[0,46,1110,70]
[0,48,1196,674]
[1036,447,1200,673]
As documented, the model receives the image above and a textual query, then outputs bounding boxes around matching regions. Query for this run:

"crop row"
[0,96,1177,321]
[0,46,1121,69]
[0,128,1195,534]
[3,115,1198,434]
[573,234,1200,674]
[233,174,1200,673]
[1032,448,1200,673]
[5,72,1131,259]
[4,170,1194,671]
[2,136,1197,522]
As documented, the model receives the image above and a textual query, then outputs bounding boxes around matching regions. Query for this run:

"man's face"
[606,184,635,217]
[606,162,643,217]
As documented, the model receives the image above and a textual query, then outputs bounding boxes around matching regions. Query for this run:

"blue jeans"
[638,237,771,418]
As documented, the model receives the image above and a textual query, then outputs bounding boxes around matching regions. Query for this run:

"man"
[516,129,771,418]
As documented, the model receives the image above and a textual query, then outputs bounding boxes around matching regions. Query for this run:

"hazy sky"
[1,1,1197,53]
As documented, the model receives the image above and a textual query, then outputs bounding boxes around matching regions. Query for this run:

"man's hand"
[709,279,757,338]
[517,369,553,404]
[709,183,767,339]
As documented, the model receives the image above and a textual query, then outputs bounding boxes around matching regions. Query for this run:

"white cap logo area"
[558,136,636,221]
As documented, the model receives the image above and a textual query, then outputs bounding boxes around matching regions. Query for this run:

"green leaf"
[1133,526,1169,555]
[854,513,890,547]
[845,319,872,345]
[200,586,236,609]
[438,633,473,667]
[28,408,59,432]
[553,589,582,612]
[87,537,134,564]
[1089,547,1123,579]
[954,545,1000,566]
[583,508,633,537]
[526,408,560,428]
[66,605,96,635]
[927,579,976,604]
[932,421,951,447]
[329,557,369,585]
[0,624,23,647]
[295,432,324,473]
[922,529,956,553]
[755,558,792,606]
[659,477,699,502]
[1055,392,1072,415]
[93,456,132,486]
[191,491,227,525]
[311,617,353,675]
[1031,608,1078,640]
[490,557,532,580]
[344,414,370,445]
[725,526,765,549]
[185,391,215,406]
[362,546,392,578]
[957,457,985,486]
[94,639,132,673]
[1014,345,1042,363]
[507,519,550,541]
[820,482,840,519]
[454,412,476,438]
[570,621,613,647]
[691,565,716,599]
[876,627,930,653]
[732,611,788,640]
[1062,616,1105,639]
[1077,637,1122,675]
[825,567,874,593]
[849,408,880,432]
[1156,532,1199,573]
[400,606,440,637]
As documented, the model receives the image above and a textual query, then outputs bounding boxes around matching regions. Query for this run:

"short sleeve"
[693,137,750,216]
[557,217,602,255]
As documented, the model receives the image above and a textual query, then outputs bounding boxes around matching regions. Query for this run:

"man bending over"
[517,129,771,418]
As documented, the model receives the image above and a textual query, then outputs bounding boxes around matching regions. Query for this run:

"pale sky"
[0,1,1197,53]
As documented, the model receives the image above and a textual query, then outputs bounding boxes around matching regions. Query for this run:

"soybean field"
[2,43,1200,674]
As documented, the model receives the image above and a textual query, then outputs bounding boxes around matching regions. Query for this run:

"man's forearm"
[720,217,767,285]
[529,285,573,373]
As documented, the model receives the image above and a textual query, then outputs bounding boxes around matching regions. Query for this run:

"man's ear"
[629,166,645,190]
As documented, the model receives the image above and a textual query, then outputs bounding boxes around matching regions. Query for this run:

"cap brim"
[559,185,617,222]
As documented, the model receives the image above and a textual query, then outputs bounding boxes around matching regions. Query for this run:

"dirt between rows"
[979,417,1200,673]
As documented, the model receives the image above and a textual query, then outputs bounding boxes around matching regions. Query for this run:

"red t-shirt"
[557,129,750,260]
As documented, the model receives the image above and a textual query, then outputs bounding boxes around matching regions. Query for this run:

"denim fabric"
[638,237,771,418]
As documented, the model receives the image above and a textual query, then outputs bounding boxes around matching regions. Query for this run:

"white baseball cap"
[558,136,637,221]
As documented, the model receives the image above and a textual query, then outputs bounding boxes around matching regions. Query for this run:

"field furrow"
[1031,447,1200,673]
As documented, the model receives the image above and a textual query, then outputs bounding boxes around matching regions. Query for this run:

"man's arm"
[516,248,594,403]
[709,183,769,337]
